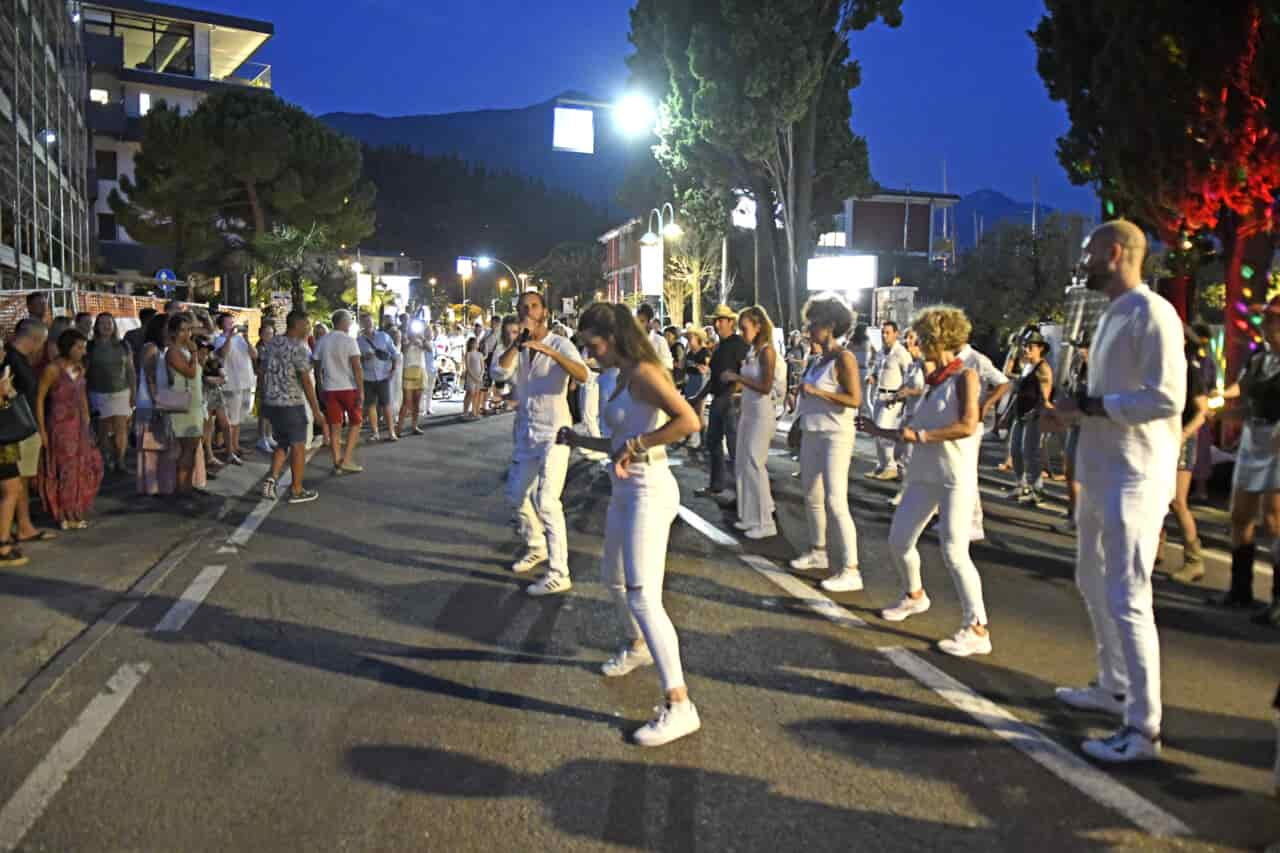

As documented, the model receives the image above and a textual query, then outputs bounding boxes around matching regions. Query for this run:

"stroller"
[433,354,460,400]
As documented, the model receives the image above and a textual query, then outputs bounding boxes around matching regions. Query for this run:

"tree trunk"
[1222,223,1275,382]
[290,268,304,313]
[750,175,781,315]
[791,99,820,333]
[245,180,266,237]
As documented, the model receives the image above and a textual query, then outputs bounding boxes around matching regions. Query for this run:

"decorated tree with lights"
[1033,1,1280,376]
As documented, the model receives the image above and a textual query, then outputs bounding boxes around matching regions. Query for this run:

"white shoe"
[881,592,931,622]
[888,491,903,507]
[1054,684,1125,717]
[733,520,751,531]
[1081,726,1161,763]
[256,438,274,453]
[511,552,547,574]
[937,625,993,657]
[633,700,701,747]
[527,574,572,597]
[601,646,654,677]
[820,569,864,593]
[789,550,829,571]
[744,525,777,540]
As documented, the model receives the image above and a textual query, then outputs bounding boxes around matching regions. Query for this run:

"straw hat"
[709,304,738,321]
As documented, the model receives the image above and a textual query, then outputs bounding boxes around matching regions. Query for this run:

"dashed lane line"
[153,565,228,633]
[0,663,151,852]
[675,502,1193,840]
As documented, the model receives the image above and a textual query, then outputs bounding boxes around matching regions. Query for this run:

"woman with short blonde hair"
[861,305,993,657]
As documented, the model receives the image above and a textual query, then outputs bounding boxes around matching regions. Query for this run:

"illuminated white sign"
[356,272,373,306]
[806,255,877,292]
[456,257,474,278]
[640,242,664,296]
[553,107,595,155]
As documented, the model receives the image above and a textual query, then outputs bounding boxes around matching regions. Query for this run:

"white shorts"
[224,389,252,426]
[88,390,132,418]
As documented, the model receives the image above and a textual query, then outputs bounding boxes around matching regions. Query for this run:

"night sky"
[210,0,1094,214]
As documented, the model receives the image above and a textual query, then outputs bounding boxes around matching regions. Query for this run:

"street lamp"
[614,93,658,137]
[641,203,680,322]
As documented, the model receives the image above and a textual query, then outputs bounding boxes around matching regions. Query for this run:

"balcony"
[87,101,127,135]
[84,32,123,69]
[214,62,272,90]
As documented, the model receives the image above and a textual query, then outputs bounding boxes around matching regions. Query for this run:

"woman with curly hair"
[861,305,991,657]
[788,295,864,593]
[556,302,702,747]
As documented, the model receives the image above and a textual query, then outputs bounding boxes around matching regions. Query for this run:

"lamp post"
[641,203,682,323]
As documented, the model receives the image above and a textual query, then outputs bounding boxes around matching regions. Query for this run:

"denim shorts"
[1178,433,1197,472]
[264,404,308,449]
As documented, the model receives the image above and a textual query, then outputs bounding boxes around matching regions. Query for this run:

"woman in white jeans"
[557,302,701,747]
[788,296,864,593]
[860,305,992,657]
[721,306,778,539]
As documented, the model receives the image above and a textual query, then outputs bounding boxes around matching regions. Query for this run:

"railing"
[217,62,272,89]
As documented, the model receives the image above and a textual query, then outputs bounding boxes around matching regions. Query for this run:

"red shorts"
[324,389,364,425]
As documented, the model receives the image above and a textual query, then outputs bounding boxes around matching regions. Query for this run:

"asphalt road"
[0,410,1276,852]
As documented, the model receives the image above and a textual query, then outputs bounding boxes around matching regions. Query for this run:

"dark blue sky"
[215,0,1094,214]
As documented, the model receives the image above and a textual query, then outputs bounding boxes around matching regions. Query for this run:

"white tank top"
[740,346,774,420]
[906,369,980,487]
[796,354,856,434]
[603,380,668,465]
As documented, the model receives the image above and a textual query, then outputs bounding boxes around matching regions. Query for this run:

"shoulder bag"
[0,396,38,444]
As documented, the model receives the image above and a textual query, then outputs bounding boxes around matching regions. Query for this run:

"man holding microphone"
[498,290,588,596]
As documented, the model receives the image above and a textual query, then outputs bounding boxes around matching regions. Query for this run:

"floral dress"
[38,367,104,521]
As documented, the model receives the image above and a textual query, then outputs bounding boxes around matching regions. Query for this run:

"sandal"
[0,543,28,567]
[17,530,57,543]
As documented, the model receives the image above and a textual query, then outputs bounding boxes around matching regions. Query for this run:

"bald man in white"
[1047,220,1185,763]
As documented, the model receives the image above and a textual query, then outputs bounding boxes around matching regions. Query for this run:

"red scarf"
[926,358,964,387]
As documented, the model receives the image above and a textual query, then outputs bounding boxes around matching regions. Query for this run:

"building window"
[97,214,117,242]
[83,6,196,76]
[383,261,396,275]
[95,150,118,181]
[818,231,847,249]
[89,88,110,105]
[139,92,151,116]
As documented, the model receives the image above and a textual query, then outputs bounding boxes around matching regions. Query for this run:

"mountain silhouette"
[948,189,1057,250]
[320,92,646,216]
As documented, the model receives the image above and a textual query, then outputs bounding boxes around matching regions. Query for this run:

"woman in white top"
[860,305,991,657]
[557,302,702,747]
[463,337,485,420]
[398,325,429,435]
[789,296,864,593]
[720,305,778,539]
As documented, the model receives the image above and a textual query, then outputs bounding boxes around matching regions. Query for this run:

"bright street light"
[662,221,683,240]
[476,256,493,270]
[614,93,657,137]
[498,278,509,290]
[428,277,438,286]
[41,129,56,145]
[350,261,364,274]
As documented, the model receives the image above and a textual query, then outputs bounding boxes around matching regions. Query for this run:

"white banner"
[640,243,664,296]
[561,297,575,315]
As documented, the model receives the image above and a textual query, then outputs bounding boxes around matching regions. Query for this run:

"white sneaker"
[744,525,777,540]
[1054,684,1126,717]
[888,491,903,507]
[511,552,547,574]
[1081,726,1162,763]
[633,700,701,747]
[527,574,572,597]
[881,592,931,622]
[733,520,751,531]
[789,550,829,571]
[601,646,654,677]
[820,569,864,593]
[257,438,274,454]
[937,625,993,657]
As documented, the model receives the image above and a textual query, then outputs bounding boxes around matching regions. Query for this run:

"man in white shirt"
[1046,219,1184,764]
[866,321,913,480]
[214,313,257,462]
[498,291,588,596]
[313,309,365,473]
[636,302,673,371]
[957,339,1014,542]
[358,313,401,441]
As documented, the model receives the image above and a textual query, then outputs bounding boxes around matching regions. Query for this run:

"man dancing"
[498,291,588,596]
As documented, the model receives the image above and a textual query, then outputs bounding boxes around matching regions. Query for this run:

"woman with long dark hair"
[557,302,702,747]
[135,313,177,496]
[36,329,104,529]
[86,313,135,474]
[721,305,779,538]
[165,313,204,497]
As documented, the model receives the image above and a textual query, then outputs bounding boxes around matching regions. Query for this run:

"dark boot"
[1171,537,1204,584]
[1212,544,1257,607]
[1250,554,1280,627]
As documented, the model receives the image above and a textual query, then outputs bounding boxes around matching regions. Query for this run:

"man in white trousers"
[866,321,913,480]
[499,290,588,596]
[960,340,1012,541]
[1047,219,1184,763]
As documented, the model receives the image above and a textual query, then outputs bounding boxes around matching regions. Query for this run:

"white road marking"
[880,647,1192,838]
[0,663,151,852]
[675,501,1191,839]
[676,505,738,547]
[153,565,228,632]
[738,554,867,629]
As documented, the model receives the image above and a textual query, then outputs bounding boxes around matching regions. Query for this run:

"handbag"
[156,387,192,412]
[787,417,802,451]
[140,410,173,451]
[0,396,38,444]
